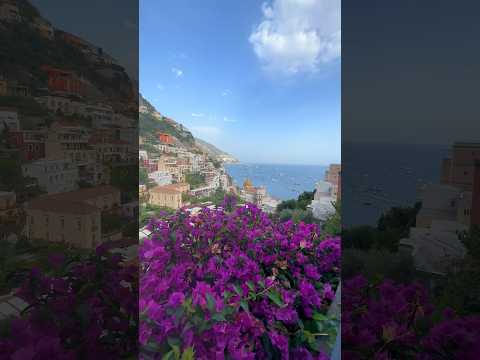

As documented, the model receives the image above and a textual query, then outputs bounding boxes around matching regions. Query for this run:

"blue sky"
[140,0,340,165]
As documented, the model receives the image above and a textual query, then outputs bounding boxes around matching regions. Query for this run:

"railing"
[329,282,341,360]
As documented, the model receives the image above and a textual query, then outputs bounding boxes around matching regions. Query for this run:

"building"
[149,185,182,209]
[23,186,121,248]
[24,197,101,249]
[189,184,216,198]
[240,179,266,205]
[0,191,18,231]
[310,181,336,221]
[6,81,29,97]
[22,158,79,194]
[157,132,173,144]
[148,170,173,186]
[9,130,46,161]
[41,65,85,97]
[0,1,21,22]
[0,78,7,96]
[35,95,84,115]
[139,150,148,161]
[325,164,341,200]
[165,183,190,193]
[32,17,54,40]
[45,121,95,166]
[399,143,480,278]
[0,107,19,131]
[440,142,480,191]
[83,103,114,128]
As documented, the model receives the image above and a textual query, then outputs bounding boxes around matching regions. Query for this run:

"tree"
[185,171,206,189]
[297,191,315,210]
[323,201,341,236]
[277,199,297,212]
[377,202,421,238]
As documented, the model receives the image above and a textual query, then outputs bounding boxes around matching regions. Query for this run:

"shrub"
[342,276,480,359]
[140,203,340,359]
[0,246,138,359]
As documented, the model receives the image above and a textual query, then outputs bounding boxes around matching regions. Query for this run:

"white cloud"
[221,89,231,97]
[223,116,236,123]
[156,83,165,91]
[191,113,205,118]
[190,126,221,138]
[171,67,184,77]
[249,0,340,75]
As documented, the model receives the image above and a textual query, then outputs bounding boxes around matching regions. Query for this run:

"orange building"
[157,132,173,144]
[41,65,85,97]
[440,142,480,191]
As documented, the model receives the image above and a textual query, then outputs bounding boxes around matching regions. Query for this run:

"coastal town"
[400,142,480,279]
[0,0,139,314]
[138,95,341,225]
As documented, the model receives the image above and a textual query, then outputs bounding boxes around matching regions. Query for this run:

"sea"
[225,143,451,226]
[342,142,450,227]
[224,163,327,201]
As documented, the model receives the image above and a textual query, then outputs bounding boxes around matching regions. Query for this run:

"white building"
[83,103,114,128]
[400,220,467,276]
[22,158,79,194]
[148,170,173,186]
[0,107,19,131]
[35,95,84,116]
[309,181,336,221]
[139,150,148,161]
[400,183,471,277]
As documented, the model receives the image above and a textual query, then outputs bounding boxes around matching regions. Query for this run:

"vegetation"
[110,164,137,202]
[274,191,319,225]
[322,201,341,236]
[140,203,339,358]
[139,166,156,188]
[140,203,175,226]
[139,112,195,146]
[342,203,421,252]
[184,171,206,189]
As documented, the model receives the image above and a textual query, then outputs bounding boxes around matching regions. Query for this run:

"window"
[60,217,64,228]
[77,218,81,230]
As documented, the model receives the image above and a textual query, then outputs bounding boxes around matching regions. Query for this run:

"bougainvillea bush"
[0,246,138,359]
[342,275,480,359]
[140,200,340,360]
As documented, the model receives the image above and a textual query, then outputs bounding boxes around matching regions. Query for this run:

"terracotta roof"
[163,183,188,190]
[29,186,120,207]
[150,186,181,195]
[25,198,99,215]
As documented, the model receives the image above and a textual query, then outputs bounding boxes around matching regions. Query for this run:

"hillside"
[195,138,237,161]
[0,4,135,109]
[139,94,236,161]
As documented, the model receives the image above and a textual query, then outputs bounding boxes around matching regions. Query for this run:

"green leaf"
[180,347,195,360]
[267,290,284,307]
[162,350,174,360]
[233,284,243,296]
[212,313,226,322]
[313,312,328,321]
[239,300,249,313]
[167,337,181,348]
[206,293,216,313]
[246,281,255,291]
[223,291,233,300]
